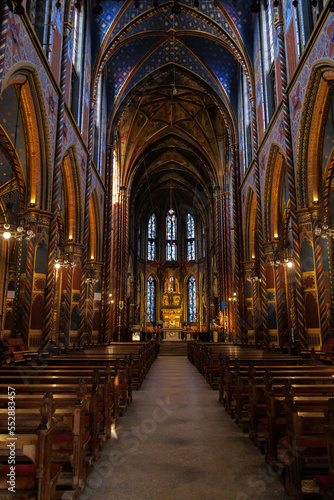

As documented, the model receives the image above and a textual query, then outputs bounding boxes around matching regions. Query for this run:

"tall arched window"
[93,72,104,172]
[166,209,177,260]
[260,1,276,125]
[147,276,155,323]
[71,2,85,125]
[148,214,156,261]
[186,213,195,261]
[188,276,196,323]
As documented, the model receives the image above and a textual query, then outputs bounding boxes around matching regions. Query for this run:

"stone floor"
[79,357,289,500]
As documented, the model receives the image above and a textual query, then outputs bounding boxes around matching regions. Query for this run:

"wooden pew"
[0,370,119,459]
[0,392,61,499]
[278,393,330,499]
[263,381,334,465]
[247,374,334,449]
[0,364,121,426]
[221,356,315,418]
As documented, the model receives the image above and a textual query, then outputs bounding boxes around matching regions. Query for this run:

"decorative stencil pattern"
[106,35,164,112]
[180,34,239,112]
[119,38,227,111]
[290,14,334,162]
[3,14,58,163]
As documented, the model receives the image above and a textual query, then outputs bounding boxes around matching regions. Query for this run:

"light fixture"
[0,81,35,242]
[54,256,76,270]
[247,272,262,283]
[314,223,334,239]
[85,267,98,284]
[0,217,35,241]
[270,257,294,268]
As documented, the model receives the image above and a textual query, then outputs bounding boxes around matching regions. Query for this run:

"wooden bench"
[278,393,330,499]
[0,392,61,499]
[0,369,117,457]
[0,387,92,495]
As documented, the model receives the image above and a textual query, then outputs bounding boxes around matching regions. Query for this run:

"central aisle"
[79,357,289,500]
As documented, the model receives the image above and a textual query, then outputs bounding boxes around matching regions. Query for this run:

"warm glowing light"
[287,261,293,268]
[274,234,279,239]
[55,261,61,269]
[313,197,318,203]
[233,292,237,296]
[91,256,94,260]
[3,232,11,239]
[251,255,255,260]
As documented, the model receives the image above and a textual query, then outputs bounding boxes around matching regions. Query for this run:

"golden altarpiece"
[161,274,183,340]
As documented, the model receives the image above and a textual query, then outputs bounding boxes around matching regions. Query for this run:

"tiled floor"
[79,357,289,500]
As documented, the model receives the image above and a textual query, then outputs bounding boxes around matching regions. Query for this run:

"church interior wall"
[0,2,333,348]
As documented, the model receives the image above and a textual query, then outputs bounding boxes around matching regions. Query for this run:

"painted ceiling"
[91,0,255,219]
[92,0,254,120]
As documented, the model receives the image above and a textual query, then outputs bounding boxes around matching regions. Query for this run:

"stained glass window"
[188,276,196,322]
[186,213,195,261]
[147,276,155,323]
[148,214,156,261]
[166,209,177,260]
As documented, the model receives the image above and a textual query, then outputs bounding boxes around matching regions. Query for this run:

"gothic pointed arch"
[2,66,53,211]
[263,144,287,244]
[62,146,83,244]
[244,187,258,262]
[296,62,334,209]
[89,188,102,263]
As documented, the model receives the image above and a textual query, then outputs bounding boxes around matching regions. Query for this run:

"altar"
[161,328,183,341]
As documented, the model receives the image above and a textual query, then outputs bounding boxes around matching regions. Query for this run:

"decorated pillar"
[275,18,306,348]
[77,98,95,345]
[214,186,223,304]
[0,1,10,93]
[231,143,245,341]
[273,259,288,346]
[58,242,81,347]
[313,212,332,345]
[101,145,114,342]
[20,218,36,344]
[250,97,269,344]
[222,185,231,337]
[243,260,258,342]
[110,187,129,340]
[42,22,72,350]
[121,188,129,331]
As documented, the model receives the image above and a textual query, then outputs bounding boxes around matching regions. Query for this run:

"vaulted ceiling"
[91,0,254,224]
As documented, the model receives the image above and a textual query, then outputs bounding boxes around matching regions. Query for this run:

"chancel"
[1,1,334,499]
